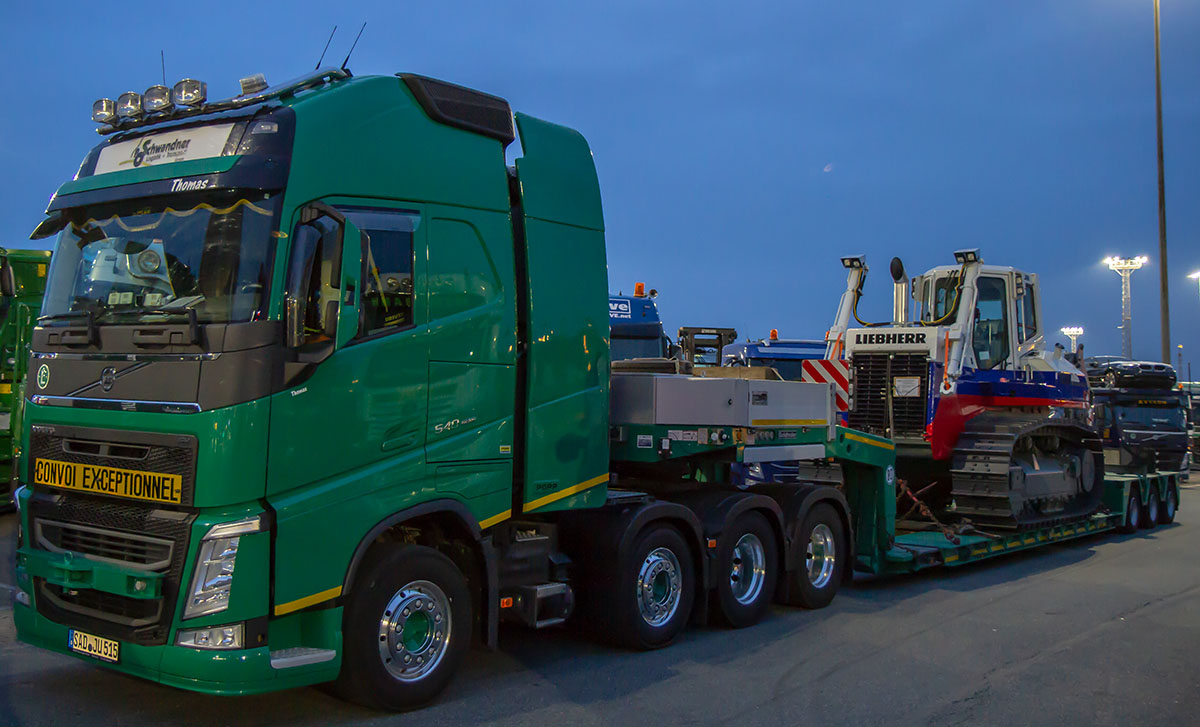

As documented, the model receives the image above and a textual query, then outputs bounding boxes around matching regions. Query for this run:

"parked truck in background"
[0,247,51,507]
[609,283,673,362]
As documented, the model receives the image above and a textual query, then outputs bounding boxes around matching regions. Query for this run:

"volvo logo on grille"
[100,367,117,392]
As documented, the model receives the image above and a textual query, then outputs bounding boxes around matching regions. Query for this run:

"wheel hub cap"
[638,547,682,627]
[378,580,450,682]
[806,524,837,588]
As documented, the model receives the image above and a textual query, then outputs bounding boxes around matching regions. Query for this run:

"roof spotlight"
[171,79,207,107]
[92,98,116,124]
[142,85,173,113]
[841,255,865,269]
[116,92,144,120]
[953,248,981,264]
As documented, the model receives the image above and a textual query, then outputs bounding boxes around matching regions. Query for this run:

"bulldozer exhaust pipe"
[890,257,908,324]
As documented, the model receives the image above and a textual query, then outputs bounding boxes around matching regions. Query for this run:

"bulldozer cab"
[914,265,1043,372]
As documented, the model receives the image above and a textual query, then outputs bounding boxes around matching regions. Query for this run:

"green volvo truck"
[0,247,51,506]
[11,67,893,710]
[9,68,1177,712]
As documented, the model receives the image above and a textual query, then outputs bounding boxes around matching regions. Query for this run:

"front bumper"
[14,601,339,695]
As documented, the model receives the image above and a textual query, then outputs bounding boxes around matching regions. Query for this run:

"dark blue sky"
[3,1,1197,370]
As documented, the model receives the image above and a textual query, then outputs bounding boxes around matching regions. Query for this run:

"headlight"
[747,463,764,479]
[92,98,116,124]
[184,516,262,620]
[116,92,143,120]
[142,85,173,114]
[171,78,207,107]
[176,623,244,650]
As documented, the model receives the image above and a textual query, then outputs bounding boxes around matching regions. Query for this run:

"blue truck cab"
[609,284,671,361]
[722,332,825,380]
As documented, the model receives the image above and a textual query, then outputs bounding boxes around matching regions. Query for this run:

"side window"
[1019,283,1037,343]
[972,276,1010,370]
[285,216,341,348]
[339,207,418,338]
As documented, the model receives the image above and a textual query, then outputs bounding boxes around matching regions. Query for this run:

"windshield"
[1112,406,1186,431]
[41,192,280,325]
[744,357,806,381]
[612,335,667,361]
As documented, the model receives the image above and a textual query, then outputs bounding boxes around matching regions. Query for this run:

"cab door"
[266,202,429,498]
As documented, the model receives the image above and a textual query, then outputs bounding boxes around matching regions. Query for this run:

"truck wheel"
[1157,484,1177,524]
[334,545,471,711]
[611,524,695,650]
[1118,490,1141,534]
[1141,486,1159,529]
[790,504,844,609]
[714,512,778,629]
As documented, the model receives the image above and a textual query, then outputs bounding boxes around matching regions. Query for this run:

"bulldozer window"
[1016,281,1037,343]
[972,276,1010,370]
[339,206,418,338]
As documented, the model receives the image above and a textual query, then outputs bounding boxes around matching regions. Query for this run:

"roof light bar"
[171,78,207,107]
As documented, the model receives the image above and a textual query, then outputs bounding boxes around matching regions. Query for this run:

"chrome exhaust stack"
[889,257,909,324]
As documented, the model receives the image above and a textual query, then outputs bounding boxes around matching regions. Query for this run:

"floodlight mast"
[1104,256,1148,359]
[1060,326,1083,353]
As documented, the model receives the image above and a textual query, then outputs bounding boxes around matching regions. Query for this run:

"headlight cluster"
[183,516,261,620]
[93,79,207,125]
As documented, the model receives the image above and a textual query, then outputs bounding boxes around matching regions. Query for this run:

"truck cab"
[723,331,825,381]
[609,284,672,361]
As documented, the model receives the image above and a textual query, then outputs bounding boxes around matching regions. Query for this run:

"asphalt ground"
[2,491,1199,726]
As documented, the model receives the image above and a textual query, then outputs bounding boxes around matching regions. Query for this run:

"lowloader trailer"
[9,68,1180,712]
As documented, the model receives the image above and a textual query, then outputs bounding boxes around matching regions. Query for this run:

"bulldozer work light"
[841,256,865,269]
[953,249,980,264]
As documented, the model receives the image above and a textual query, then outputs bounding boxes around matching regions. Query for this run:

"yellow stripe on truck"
[275,585,343,616]
[524,473,608,513]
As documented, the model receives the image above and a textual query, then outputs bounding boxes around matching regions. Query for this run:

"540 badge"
[33,458,183,504]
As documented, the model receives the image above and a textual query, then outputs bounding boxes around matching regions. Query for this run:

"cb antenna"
[315,25,337,69]
[341,22,367,70]
[160,50,166,86]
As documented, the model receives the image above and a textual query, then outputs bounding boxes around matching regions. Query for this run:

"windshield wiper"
[100,306,200,345]
[37,310,98,344]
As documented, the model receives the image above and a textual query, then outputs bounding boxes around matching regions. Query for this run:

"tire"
[1140,486,1159,529]
[1157,483,1177,525]
[1118,490,1141,534]
[713,512,778,629]
[333,545,471,711]
[607,524,695,650]
[790,504,845,609]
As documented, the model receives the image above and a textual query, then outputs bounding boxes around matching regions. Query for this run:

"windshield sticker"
[95,123,236,175]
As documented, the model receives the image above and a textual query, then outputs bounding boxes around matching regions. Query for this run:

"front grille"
[848,352,930,438]
[29,425,198,506]
[36,519,173,570]
[28,491,195,645]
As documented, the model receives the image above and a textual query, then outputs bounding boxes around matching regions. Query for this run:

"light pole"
[1105,256,1148,359]
[1061,326,1083,353]
[1153,0,1171,364]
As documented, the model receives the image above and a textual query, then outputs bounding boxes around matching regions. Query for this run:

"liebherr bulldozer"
[827,250,1104,530]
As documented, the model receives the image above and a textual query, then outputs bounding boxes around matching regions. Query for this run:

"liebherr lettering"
[854,332,927,345]
[33,458,182,504]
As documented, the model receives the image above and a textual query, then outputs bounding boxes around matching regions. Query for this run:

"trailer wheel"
[610,524,695,650]
[334,545,471,711]
[1118,490,1141,534]
[1140,486,1160,529]
[790,504,845,609]
[1157,483,1177,525]
[713,512,778,629]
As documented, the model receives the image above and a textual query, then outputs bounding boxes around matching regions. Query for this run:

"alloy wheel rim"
[729,533,766,606]
[378,580,450,682]
[637,547,682,627]
[806,523,837,588]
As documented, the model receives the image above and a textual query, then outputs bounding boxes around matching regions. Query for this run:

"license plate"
[34,458,182,504]
[68,629,120,663]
